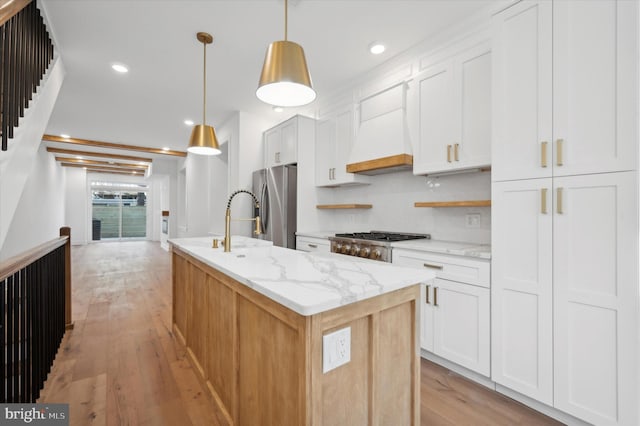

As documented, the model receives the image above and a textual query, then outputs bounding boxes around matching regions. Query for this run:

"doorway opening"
[91,181,149,241]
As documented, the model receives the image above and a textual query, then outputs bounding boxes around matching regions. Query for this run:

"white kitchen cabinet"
[264,115,312,168]
[295,236,330,253]
[492,2,639,423]
[393,249,490,376]
[492,0,637,182]
[315,105,370,187]
[491,179,554,405]
[413,41,491,175]
[553,172,637,425]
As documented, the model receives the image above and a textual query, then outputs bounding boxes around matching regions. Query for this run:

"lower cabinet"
[295,236,330,253]
[393,249,491,377]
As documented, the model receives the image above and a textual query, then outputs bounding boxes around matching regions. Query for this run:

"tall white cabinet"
[492,1,638,425]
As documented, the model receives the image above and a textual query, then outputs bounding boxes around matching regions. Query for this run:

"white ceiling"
[40,0,498,153]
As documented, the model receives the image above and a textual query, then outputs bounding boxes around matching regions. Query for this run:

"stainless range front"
[329,231,430,262]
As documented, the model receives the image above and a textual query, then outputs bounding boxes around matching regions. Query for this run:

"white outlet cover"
[465,213,481,228]
[322,327,351,373]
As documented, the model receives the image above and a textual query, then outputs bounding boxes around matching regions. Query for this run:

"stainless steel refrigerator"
[252,165,297,249]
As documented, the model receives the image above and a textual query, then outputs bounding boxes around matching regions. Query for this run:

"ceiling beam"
[54,157,149,169]
[46,147,153,163]
[60,162,146,175]
[43,134,187,157]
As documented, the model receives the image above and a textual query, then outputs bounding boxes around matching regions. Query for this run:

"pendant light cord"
[203,41,207,125]
[284,0,288,41]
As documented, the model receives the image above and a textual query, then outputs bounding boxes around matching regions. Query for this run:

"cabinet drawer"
[393,249,490,288]
[296,236,330,253]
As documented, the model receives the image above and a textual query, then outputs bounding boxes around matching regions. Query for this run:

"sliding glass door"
[91,182,148,240]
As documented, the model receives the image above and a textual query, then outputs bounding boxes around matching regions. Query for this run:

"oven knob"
[372,249,381,260]
[341,244,351,254]
[360,247,371,258]
[350,245,360,256]
[335,243,342,252]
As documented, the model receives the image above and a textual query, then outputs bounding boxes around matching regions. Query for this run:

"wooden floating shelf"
[414,200,491,208]
[316,204,373,210]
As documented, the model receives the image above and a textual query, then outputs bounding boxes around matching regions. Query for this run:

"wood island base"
[172,246,421,425]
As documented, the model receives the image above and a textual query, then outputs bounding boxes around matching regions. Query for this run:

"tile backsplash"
[314,170,491,244]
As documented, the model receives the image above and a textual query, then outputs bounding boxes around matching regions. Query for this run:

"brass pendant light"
[256,0,316,107]
[188,32,221,156]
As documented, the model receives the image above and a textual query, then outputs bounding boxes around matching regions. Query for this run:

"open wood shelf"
[316,204,373,210]
[414,200,491,208]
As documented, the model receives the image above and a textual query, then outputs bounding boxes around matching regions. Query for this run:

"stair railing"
[0,226,72,403]
[0,0,54,151]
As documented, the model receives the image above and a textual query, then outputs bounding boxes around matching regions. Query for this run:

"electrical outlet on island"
[322,327,351,373]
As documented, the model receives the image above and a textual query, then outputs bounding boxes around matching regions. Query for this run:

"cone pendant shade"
[188,124,220,156]
[187,32,221,156]
[257,40,316,107]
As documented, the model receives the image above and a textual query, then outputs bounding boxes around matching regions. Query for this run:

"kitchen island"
[170,236,434,426]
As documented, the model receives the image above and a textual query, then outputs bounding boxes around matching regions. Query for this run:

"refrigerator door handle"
[261,182,269,233]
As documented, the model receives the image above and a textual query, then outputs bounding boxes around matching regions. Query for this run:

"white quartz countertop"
[391,239,491,259]
[169,236,435,316]
[295,231,336,239]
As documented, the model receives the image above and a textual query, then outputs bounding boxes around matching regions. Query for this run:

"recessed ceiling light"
[272,106,284,113]
[369,42,386,55]
[60,133,70,138]
[75,156,83,160]
[162,147,170,151]
[138,161,145,165]
[111,63,129,73]
[184,119,194,126]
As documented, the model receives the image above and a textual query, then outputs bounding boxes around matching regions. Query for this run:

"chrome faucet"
[224,190,261,252]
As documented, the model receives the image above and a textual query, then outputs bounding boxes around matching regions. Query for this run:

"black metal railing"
[0,227,72,403]
[0,0,54,151]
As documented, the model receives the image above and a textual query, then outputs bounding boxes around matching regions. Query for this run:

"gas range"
[329,231,430,262]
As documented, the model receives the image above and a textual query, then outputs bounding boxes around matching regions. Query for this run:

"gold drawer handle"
[433,287,438,307]
[454,143,459,161]
[556,139,564,166]
[308,244,317,248]
[557,187,564,214]
[423,263,443,270]
[541,141,548,168]
[541,188,548,214]
[425,285,430,304]
[447,145,452,163]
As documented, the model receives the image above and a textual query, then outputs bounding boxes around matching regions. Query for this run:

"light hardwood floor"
[39,241,561,426]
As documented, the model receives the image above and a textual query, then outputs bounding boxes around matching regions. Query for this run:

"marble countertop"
[169,236,435,316]
[391,239,491,259]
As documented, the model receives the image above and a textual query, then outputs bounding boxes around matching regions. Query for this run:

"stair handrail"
[0,0,31,27]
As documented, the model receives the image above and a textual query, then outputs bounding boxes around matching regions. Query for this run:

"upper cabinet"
[264,115,307,168]
[492,0,637,182]
[412,41,491,175]
[315,105,370,187]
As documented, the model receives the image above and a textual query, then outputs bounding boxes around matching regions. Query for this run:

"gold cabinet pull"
[447,145,452,162]
[433,287,438,307]
[308,244,317,249]
[541,188,548,214]
[454,143,459,161]
[557,187,564,214]
[423,263,443,270]
[556,139,564,166]
[425,285,430,304]
[541,141,548,168]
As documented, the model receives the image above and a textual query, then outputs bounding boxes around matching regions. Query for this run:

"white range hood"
[346,83,413,175]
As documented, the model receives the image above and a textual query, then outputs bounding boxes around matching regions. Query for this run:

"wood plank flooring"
[38,241,562,425]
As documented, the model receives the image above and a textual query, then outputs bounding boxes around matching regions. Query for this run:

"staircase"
[0,0,54,151]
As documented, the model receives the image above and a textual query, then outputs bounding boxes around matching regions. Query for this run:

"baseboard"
[420,350,495,390]
[420,350,590,425]
[495,385,590,426]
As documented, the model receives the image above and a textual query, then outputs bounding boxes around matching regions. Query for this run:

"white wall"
[0,145,66,261]
[0,58,65,254]
[64,167,88,245]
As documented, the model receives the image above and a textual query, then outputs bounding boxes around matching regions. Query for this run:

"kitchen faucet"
[224,189,261,252]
